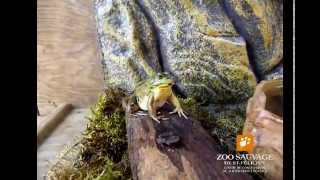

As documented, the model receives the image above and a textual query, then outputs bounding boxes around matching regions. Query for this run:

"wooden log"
[37,103,73,147]
[126,104,253,180]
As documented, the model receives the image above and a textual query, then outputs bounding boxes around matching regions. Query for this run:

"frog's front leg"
[147,95,160,123]
[168,94,188,119]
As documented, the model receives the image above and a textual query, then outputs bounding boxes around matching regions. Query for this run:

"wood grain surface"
[37,0,104,115]
[127,104,253,180]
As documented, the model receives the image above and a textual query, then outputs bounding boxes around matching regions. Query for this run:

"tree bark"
[126,104,253,180]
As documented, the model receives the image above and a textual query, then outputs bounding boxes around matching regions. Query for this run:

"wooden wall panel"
[37,0,104,115]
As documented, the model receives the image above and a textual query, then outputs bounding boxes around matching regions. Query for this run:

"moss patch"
[48,88,132,180]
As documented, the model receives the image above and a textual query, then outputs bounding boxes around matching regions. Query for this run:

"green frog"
[134,73,188,123]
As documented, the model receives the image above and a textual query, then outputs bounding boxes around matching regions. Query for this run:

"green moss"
[48,88,132,180]
[179,97,214,129]
[77,88,131,179]
[49,160,125,180]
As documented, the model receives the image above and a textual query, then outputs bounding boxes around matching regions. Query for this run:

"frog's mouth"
[158,83,173,89]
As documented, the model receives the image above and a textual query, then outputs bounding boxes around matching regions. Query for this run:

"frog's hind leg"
[147,96,160,123]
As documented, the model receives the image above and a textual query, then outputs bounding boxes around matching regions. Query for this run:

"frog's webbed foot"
[150,115,161,123]
[169,108,188,119]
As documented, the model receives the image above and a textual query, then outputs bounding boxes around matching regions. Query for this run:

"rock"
[95,0,162,92]
[137,0,257,103]
[221,0,283,78]
[243,79,283,180]
[96,0,257,104]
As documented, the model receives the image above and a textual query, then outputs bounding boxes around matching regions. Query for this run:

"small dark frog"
[156,131,181,146]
